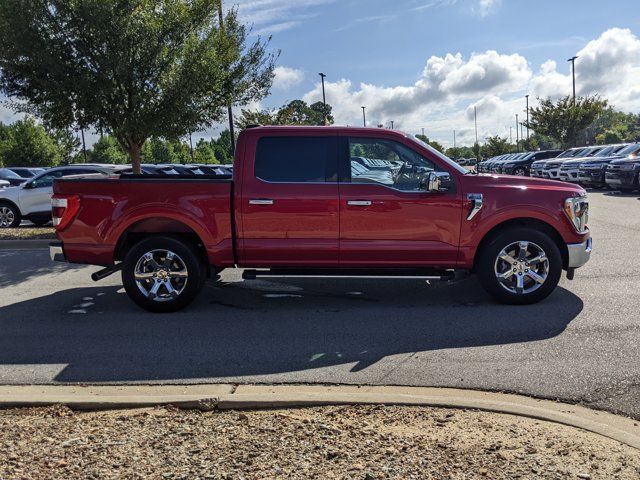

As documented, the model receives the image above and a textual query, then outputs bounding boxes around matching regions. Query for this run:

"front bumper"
[50,241,66,262]
[567,237,592,269]
[559,169,580,183]
[605,169,638,189]
[578,169,605,186]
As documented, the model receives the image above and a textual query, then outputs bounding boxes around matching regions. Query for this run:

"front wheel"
[513,167,528,176]
[122,236,205,313]
[477,228,562,305]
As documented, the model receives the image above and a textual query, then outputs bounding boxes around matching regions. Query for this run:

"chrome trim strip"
[249,199,274,205]
[467,193,483,220]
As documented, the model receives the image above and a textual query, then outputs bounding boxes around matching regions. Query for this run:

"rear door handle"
[347,200,372,206]
[249,199,274,205]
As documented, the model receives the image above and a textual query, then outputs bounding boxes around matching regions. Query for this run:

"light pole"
[453,130,457,159]
[568,56,578,105]
[319,73,327,125]
[390,120,394,130]
[361,106,366,127]
[474,106,479,144]
[189,131,194,161]
[510,126,513,145]
[525,94,530,143]
[515,114,519,152]
[80,126,87,162]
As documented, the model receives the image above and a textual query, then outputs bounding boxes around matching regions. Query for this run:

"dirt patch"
[0,226,56,240]
[1,405,638,479]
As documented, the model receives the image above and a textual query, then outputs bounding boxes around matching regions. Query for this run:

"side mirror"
[427,172,452,192]
[22,182,34,189]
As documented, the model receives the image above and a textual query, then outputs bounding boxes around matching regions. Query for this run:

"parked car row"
[477,150,563,176]
[0,163,233,228]
[478,143,640,192]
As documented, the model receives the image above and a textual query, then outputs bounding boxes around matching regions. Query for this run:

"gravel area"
[1,405,638,479]
[0,226,55,240]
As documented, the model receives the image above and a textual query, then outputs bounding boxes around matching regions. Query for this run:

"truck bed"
[53,175,236,267]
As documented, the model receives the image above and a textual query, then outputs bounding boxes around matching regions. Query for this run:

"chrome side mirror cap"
[427,172,452,192]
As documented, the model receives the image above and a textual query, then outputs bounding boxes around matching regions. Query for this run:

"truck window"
[255,136,338,183]
[347,138,436,192]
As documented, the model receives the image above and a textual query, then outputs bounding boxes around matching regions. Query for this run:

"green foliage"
[90,136,129,164]
[415,134,444,153]
[525,95,608,148]
[445,146,475,160]
[0,117,61,167]
[51,129,81,164]
[235,100,334,129]
[194,140,219,164]
[483,135,513,157]
[0,0,276,172]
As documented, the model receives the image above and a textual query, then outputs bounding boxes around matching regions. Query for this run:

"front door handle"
[347,200,372,206]
[249,199,274,205]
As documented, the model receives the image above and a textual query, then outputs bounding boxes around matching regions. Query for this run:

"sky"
[2,0,640,148]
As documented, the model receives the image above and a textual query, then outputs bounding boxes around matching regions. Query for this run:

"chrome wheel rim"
[0,207,15,227]
[134,250,188,302]
[494,241,549,295]
[514,168,526,176]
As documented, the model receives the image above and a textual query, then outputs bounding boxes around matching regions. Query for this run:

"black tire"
[513,167,528,176]
[477,227,562,305]
[0,203,21,228]
[122,236,205,313]
[31,218,51,227]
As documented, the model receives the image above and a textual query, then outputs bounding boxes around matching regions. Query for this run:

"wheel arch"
[0,198,21,215]
[114,217,208,265]
[472,218,568,272]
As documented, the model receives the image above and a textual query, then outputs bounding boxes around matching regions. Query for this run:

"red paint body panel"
[53,127,590,272]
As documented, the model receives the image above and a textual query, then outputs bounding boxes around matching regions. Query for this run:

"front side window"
[347,138,436,192]
[30,170,65,188]
[255,136,337,183]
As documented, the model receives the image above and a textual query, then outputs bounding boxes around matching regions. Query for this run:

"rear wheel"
[122,236,205,313]
[0,204,21,228]
[477,227,562,305]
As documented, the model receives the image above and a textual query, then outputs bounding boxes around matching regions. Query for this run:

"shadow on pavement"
[0,251,85,288]
[0,276,584,383]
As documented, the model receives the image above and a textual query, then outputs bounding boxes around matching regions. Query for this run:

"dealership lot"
[0,191,638,418]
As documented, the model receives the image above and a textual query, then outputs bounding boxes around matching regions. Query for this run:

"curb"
[0,239,52,250]
[1,385,639,450]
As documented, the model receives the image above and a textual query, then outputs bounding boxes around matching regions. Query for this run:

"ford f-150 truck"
[50,126,592,312]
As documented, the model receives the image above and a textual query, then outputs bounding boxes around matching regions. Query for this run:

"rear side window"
[255,136,337,183]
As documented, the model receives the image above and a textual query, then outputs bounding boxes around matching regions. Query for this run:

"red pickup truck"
[50,126,592,312]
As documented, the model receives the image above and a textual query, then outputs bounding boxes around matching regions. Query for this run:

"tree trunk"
[128,143,142,174]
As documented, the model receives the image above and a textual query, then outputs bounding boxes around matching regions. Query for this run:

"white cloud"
[272,66,305,90]
[300,28,640,147]
[233,0,336,35]
[476,0,501,16]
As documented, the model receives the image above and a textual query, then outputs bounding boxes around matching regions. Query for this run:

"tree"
[524,95,608,148]
[0,117,60,167]
[51,128,81,164]
[194,140,219,164]
[89,136,129,164]
[0,0,276,173]
[415,134,444,153]
[483,135,513,157]
[235,100,334,130]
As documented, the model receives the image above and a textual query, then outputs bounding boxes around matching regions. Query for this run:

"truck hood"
[462,173,585,196]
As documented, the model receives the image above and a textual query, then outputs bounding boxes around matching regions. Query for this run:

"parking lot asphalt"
[0,191,638,419]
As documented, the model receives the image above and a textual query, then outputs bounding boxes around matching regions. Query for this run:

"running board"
[242,268,456,281]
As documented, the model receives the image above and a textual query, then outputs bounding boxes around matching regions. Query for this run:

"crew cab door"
[238,132,340,267]
[338,135,463,267]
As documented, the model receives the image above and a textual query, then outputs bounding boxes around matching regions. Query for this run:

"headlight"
[564,195,589,234]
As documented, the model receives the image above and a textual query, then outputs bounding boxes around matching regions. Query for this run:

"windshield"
[0,168,23,179]
[617,144,640,156]
[408,134,469,174]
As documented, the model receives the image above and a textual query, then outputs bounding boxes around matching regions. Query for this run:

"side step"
[242,268,456,281]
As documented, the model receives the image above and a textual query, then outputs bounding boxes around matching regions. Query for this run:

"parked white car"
[0,165,123,228]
